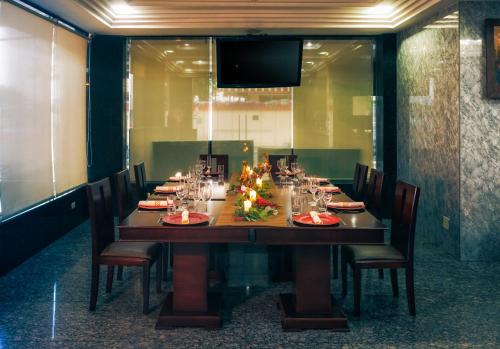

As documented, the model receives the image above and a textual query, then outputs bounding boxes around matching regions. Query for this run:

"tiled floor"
[0,222,499,349]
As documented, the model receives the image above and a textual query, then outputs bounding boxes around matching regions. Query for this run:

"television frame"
[215,36,303,88]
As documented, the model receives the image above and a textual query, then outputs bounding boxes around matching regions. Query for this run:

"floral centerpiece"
[233,155,278,221]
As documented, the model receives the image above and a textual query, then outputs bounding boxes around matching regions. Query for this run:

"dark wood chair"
[199,154,229,179]
[112,169,135,281]
[134,162,148,200]
[268,154,297,174]
[366,169,385,279]
[341,180,420,316]
[332,162,370,279]
[352,162,369,201]
[366,169,384,219]
[87,177,162,314]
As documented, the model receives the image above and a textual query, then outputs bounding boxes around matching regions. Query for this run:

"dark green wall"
[88,35,126,182]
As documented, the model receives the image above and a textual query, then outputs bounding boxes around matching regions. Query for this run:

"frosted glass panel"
[129,39,210,180]
[0,2,54,217]
[294,40,374,179]
[53,26,88,194]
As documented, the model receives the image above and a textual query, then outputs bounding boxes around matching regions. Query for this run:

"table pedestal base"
[279,293,349,331]
[156,292,222,329]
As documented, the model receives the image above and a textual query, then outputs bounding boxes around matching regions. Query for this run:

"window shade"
[0,2,88,220]
[0,2,54,217]
[53,26,88,194]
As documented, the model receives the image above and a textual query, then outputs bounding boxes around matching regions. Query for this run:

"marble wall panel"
[397,6,461,258]
[459,1,500,261]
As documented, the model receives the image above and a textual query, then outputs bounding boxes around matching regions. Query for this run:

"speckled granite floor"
[0,222,499,349]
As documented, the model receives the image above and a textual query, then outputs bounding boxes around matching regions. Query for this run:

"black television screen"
[216,38,303,88]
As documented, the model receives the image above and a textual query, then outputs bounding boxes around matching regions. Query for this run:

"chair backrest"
[366,169,384,218]
[134,162,147,200]
[87,178,115,260]
[269,154,298,173]
[113,169,135,221]
[390,180,420,262]
[199,154,229,179]
[352,163,368,201]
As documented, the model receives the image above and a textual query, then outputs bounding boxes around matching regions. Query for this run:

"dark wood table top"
[118,181,386,245]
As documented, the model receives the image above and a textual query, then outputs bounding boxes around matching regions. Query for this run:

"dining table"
[118,175,386,331]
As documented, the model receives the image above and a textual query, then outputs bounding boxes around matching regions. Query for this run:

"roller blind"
[0,1,88,220]
[0,2,54,218]
[52,26,88,194]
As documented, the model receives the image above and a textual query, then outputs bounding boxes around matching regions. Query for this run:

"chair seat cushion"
[100,241,161,260]
[343,244,405,262]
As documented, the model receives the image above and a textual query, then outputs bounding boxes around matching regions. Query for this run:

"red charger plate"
[292,213,341,226]
[162,212,210,226]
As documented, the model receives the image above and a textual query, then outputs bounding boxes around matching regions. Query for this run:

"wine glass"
[323,190,333,211]
[175,179,188,210]
[201,183,213,212]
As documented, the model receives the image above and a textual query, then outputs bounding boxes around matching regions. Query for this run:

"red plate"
[162,212,210,226]
[292,213,341,226]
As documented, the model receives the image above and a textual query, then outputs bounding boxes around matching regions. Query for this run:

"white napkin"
[329,202,365,209]
[181,210,190,224]
[155,185,177,192]
[138,200,173,207]
[309,211,322,224]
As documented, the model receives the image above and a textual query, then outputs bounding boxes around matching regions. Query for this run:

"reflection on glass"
[129,39,375,181]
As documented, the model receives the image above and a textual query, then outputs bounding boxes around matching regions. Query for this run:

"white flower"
[272,209,279,216]
[264,206,272,212]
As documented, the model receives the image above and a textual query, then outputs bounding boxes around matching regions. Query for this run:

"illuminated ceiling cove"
[27,0,455,35]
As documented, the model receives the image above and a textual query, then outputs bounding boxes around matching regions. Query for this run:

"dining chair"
[366,169,385,279]
[87,177,162,314]
[341,180,420,316]
[112,169,136,281]
[352,163,369,201]
[199,154,229,179]
[134,162,148,200]
[332,163,370,279]
[268,154,297,173]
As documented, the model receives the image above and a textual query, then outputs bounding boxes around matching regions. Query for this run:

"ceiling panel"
[26,0,456,35]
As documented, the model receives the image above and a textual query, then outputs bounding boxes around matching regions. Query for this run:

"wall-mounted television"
[216,37,303,88]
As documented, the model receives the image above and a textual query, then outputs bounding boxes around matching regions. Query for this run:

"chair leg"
[142,262,150,314]
[378,269,384,279]
[117,266,123,281]
[390,269,399,297]
[106,265,114,293]
[156,258,162,294]
[341,251,348,297]
[353,267,361,317]
[332,245,339,279]
[405,267,416,316]
[89,263,100,311]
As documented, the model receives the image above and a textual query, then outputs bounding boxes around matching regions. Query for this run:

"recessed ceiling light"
[184,68,193,73]
[184,43,190,47]
[306,61,315,65]
[175,60,184,64]
[306,42,313,47]
[110,2,137,15]
[192,60,207,65]
[166,50,174,53]
[365,4,394,15]
[319,51,329,55]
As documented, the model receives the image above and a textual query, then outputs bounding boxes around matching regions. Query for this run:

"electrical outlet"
[70,201,76,210]
[442,216,450,230]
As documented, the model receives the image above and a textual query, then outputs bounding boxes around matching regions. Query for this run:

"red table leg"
[156,243,222,329]
[279,245,348,331]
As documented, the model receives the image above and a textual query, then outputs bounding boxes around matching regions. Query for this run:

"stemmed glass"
[200,182,213,212]
[323,191,333,212]
[175,179,188,211]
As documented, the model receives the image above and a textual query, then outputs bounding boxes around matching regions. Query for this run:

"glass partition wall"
[128,38,375,181]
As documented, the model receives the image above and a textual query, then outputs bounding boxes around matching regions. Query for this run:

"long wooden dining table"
[118,178,386,331]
